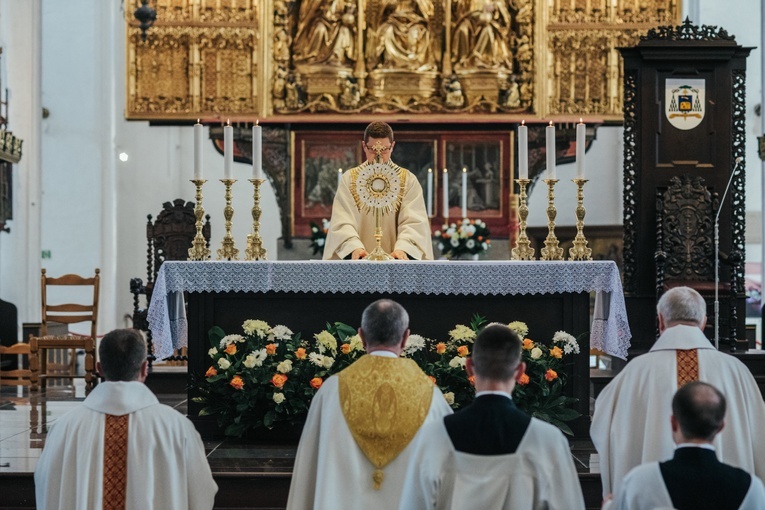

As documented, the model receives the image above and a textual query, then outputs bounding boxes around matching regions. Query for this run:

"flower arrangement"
[435,218,491,259]
[192,315,581,437]
[308,219,330,257]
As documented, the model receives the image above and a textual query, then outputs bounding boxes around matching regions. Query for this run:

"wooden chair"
[0,342,31,386]
[30,268,100,392]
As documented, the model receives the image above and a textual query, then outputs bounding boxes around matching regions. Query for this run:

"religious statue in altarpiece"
[293,0,357,67]
[451,0,518,72]
[366,0,438,72]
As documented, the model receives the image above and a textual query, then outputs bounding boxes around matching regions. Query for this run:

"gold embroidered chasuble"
[338,355,434,489]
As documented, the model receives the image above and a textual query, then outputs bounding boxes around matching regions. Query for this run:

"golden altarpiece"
[125,0,680,244]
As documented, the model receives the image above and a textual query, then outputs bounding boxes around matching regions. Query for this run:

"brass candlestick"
[366,208,394,261]
[569,178,592,261]
[511,178,535,260]
[188,179,211,260]
[217,179,239,260]
[245,178,268,261]
[540,178,564,261]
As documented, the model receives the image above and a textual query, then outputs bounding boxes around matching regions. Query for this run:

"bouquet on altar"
[308,219,330,257]
[435,218,491,259]
[192,316,581,437]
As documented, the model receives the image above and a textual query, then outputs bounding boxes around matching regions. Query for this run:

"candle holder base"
[366,246,394,261]
[540,178,564,261]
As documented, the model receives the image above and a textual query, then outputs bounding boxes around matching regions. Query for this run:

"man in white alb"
[322,121,434,260]
[591,286,765,497]
[286,299,452,509]
[399,324,584,510]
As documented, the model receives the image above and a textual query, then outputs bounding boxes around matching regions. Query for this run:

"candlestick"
[245,178,268,261]
[188,179,211,260]
[427,168,433,217]
[461,167,468,218]
[194,120,203,180]
[224,121,233,180]
[569,178,592,261]
[576,119,585,179]
[546,121,556,180]
[518,121,528,180]
[442,168,449,219]
[252,121,263,179]
[217,179,239,260]
[511,178,535,260]
[540,178,564,261]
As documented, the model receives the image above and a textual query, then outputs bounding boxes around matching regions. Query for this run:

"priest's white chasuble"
[399,417,585,510]
[591,325,765,496]
[34,381,217,510]
[323,163,434,260]
[286,354,452,509]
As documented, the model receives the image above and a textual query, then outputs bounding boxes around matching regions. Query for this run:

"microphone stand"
[715,157,742,350]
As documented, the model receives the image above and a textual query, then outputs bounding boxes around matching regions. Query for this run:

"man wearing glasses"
[323,121,434,260]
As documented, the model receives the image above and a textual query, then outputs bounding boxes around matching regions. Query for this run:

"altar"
[148,260,630,437]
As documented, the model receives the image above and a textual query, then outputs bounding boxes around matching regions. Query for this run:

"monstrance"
[350,156,405,261]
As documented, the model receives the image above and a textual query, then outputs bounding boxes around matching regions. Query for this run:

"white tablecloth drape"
[148,260,631,359]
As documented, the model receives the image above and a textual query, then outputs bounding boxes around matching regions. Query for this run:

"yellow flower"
[273,392,285,404]
[530,347,543,360]
[314,331,338,354]
[449,324,476,342]
[545,369,558,382]
[295,347,307,360]
[444,392,455,405]
[271,373,288,389]
[457,345,469,357]
[518,373,530,385]
[229,375,244,390]
[224,343,237,355]
[522,338,534,350]
[436,342,447,354]
[205,366,217,378]
[508,321,529,338]
[266,343,277,355]
[550,346,563,359]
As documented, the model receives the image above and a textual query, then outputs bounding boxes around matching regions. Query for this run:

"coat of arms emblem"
[665,78,705,130]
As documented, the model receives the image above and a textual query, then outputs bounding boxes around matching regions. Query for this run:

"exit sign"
[41,250,51,259]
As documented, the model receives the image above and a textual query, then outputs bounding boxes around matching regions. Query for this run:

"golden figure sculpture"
[367,0,437,72]
[452,0,517,71]
[293,0,356,67]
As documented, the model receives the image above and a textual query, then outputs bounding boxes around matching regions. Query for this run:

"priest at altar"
[322,121,434,260]
[286,299,451,509]
[591,287,765,497]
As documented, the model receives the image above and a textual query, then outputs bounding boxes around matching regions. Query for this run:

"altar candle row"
[193,120,264,180]
[518,119,586,180]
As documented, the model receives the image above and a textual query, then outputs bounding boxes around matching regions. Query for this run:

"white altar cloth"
[147,260,631,360]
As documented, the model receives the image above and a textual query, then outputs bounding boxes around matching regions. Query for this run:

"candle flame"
[196,118,200,124]
[579,118,583,124]
[548,121,554,126]
[338,168,342,173]
[443,168,448,173]
[256,119,259,126]
[428,168,432,173]
[462,167,467,173]
[521,120,525,126]
[227,118,231,126]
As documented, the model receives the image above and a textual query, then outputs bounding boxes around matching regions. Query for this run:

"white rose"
[438,242,444,250]
[444,392,455,405]
[277,360,293,374]
[272,392,285,404]
[217,358,231,370]
[434,230,441,237]
[317,238,325,246]
[322,356,335,369]
[311,226,318,233]
[449,356,466,368]
[208,347,218,358]
[466,239,475,249]
[530,347,543,360]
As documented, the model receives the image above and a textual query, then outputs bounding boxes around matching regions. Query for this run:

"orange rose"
[266,343,277,355]
[522,338,534,350]
[271,373,288,388]
[229,375,244,390]
[545,369,558,382]
[310,377,323,390]
[205,366,217,378]
[457,345,469,357]
[224,343,237,355]
[341,343,351,355]
[295,347,307,360]
[428,376,437,385]
[477,236,483,241]
[436,342,447,354]
[518,373,530,385]
[468,375,476,386]
[550,346,563,359]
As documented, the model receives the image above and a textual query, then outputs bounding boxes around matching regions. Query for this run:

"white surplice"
[591,324,765,496]
[286,365,452,509]
[323,164,434,260]
[609,462,765,510]
[34,381,217,510]
[399,418,585,510]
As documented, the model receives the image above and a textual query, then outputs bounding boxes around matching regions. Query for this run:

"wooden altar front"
[148,261,630,438]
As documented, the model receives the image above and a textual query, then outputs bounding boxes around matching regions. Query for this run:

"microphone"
[715,157,743,350]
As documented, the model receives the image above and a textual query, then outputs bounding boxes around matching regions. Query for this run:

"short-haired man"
[323,121,434,260]
[399,324,584,510]
[35,329,217,510]
[609,382,765,509]
[287,299,451,509]
[591,287,765,496]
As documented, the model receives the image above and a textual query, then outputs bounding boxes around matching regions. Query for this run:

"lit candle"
[442,168,449,219]
[518,120,528,180]
[224,120,233,179]
[461,167,468,218]
[194,119,203,179]
[252,120,263,179]
[576,118,585,179]
[337,168,343,188]
[427,168,433,217]
[546,121,556,179]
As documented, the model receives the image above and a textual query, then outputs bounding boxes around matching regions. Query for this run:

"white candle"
[461,167,468,218]
[252,120,263,179]
[576,119,586,179]
[427,168,433,217]
[337,168,343,188]
[194,119,203,179]
[518,121,528,180]
[224,121,233,179]
[546,121,556,179]
[442,168,449,219]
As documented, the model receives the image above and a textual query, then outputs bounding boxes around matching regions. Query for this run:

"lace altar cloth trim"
[148,260,631,360]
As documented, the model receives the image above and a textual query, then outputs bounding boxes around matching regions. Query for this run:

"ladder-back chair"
[0,342,31,386]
